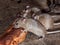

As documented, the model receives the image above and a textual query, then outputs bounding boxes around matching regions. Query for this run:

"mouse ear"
[23,19,26,22]
[12,18,20,25]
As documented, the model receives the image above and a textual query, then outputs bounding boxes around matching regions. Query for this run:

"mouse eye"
[17,0,21,3]
[16,23,18,25]
[38,36,43,39]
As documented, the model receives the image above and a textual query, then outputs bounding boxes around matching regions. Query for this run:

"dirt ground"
[0,0,60,45]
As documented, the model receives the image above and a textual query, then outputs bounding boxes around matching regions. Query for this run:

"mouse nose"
[42,8,50,13]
